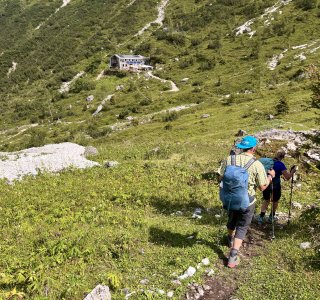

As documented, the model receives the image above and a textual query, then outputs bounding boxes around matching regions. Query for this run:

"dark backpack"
[220,155,256,211]
[259,157,275,172]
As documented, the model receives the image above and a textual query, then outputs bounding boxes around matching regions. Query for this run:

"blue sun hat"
[236,135,258,149]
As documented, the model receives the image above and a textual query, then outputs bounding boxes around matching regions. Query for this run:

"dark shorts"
[263,185,281,202]
[227,203,255,240]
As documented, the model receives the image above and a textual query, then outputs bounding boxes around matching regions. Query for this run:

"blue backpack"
[220,155,256,211]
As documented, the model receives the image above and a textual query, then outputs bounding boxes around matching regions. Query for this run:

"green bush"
[27,127,48,148]
[103,69,127,78]
[179,57,194,69]
[294,0,317,10]
[139,98,152,106]
[71,79,95,93]
[118,110,130,120]
[162,111,178,122]
[275,96,289,115]
[199,59,215,71]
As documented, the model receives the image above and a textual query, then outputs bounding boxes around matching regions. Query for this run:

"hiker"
[257,149,297,224]
[219,136,275,268]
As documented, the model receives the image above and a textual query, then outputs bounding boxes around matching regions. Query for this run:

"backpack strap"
[231,155,236,166]
[244,158,256,170]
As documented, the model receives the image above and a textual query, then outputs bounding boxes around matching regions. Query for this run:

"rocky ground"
[0,142,99,183]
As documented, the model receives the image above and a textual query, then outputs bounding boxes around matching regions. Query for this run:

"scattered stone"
[122,288,130,295]
[205,269,215,276]
[104,161,119,168]
[192,208,202,219]
[140,279,149,285]
[292,202,303,210]
[167,291,174,298]
[93,104,104,116]
[181,77,189,82]
[306,149,320,162]
[84,146,99,157]
[300,242,311,250]
[150,147,161,154]
[116,85,124,91]
[197,286,204,296]
[84,285,111,300]
[235,129,247,137]
[171,279,181,286]
[86,95,94,102]
[267,114,274,120]
[203,284,211,291]
[215,214,221,219]
[178,266,196,280]
[157,289,165,295]
[201,258,210,266]
[201,114,210,119]
[194,208,202,215]
[286,142,298,151]
[126,116,134,121]
[175,211,183,216]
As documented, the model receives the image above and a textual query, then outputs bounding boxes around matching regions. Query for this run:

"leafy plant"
[275,96,289,115]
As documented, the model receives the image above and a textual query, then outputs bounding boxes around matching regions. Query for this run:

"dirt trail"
[147,71,179,92]
[134,0,169,37]
[185,218,289,300]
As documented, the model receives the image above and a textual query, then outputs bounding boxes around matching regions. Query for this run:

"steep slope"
[0,1,319,299]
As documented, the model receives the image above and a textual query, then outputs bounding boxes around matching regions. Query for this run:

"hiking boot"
[257,215,265,225]
[227,255,240,268]
[267,215,279,223]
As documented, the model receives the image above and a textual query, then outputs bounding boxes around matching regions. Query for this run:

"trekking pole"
[271,182,275,239]
[288,173,294,225]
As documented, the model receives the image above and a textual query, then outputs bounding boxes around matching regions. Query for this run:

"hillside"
[0,0,319,299]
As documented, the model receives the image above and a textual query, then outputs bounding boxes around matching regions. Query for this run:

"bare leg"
[260,200,270,213]
[232,238,243,250]
[272,201,279,213]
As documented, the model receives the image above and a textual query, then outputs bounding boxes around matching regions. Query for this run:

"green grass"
[0,0,319,299]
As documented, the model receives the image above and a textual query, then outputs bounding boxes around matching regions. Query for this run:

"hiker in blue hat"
[257,149,297,224]
[219,135,275,268]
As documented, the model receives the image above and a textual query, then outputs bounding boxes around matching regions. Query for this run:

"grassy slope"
[0,0,319,299]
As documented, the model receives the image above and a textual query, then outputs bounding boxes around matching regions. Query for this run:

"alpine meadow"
[0,0,319,299]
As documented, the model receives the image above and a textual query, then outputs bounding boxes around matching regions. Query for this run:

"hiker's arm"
[282,166,296,180]
[218,159,227,181]
[258,169,275,191]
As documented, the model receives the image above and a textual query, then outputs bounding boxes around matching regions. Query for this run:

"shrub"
[71,79,95,93]
[164,123,172,130]
[86,121,112,138]
[191,38,201,46]
[275,96,289,115]
[294,0,317,10]
[103,69,127,78]
[139,98,152,106]
[27,127,48,148]
[199,59,215,71]
[118,110,130,120]
[85,58,102,74]
[307,65,320,109]
[179,57,194,69]
[162,111,178,122]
